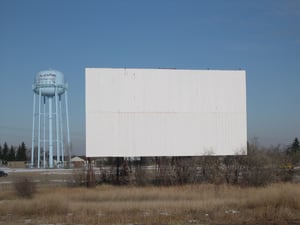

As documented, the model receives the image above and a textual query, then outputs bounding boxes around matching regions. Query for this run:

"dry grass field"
[1,181,300,225]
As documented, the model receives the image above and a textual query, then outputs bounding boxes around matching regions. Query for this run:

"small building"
[7,161,26,168]
[71,156,86,168]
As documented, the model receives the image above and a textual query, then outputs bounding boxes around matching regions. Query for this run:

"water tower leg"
[55,88,60,167]
[59,96,64,167]
[65,91,71,167]
[49,97,53,168]
[43,97,46,168]
[37,89,42,168]
[31,93,36,168]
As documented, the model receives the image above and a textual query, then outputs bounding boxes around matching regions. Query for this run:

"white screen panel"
[86,68,247,157]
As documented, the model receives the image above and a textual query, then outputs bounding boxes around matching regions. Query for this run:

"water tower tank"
[33,70,65,96]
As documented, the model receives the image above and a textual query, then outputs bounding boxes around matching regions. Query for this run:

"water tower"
[31,70,71,168]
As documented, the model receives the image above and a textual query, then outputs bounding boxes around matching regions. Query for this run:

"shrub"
[68,168,87,187]
[134,165,150,186]
[14,176,36,198]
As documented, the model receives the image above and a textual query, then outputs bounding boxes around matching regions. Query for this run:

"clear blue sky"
[0,0,299,154]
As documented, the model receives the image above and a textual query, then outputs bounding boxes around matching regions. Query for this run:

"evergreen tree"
[0,143,2,159]
[16,142,27,161]
[16,145,21,161]
[2,142,9,161]
[8,145,16,161]
[291,137,300,153]
[287,137,300,165]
